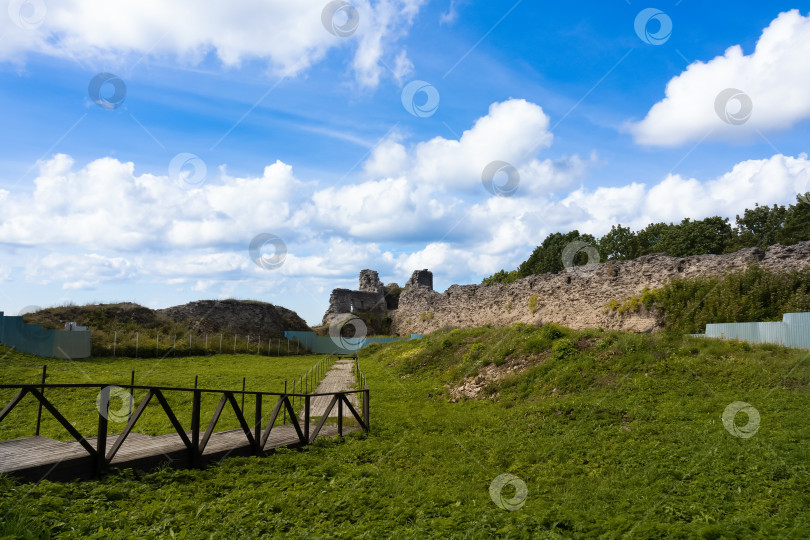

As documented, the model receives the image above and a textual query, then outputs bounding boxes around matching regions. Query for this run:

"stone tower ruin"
[321,269,434,329]
[321,270,387,326]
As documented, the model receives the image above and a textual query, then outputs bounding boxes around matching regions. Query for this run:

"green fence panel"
[690,312,810,349]
[0,312,91,358]
[284,331,422,354]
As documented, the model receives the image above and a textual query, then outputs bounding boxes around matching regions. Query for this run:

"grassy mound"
[1,325,809,538]
[19,301,310,358]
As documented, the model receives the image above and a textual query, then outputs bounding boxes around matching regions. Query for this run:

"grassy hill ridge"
[16,300,312,357]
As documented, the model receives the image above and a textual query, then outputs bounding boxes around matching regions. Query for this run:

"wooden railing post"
[35,365,46,436]
[363,389,369,431]
[338,395,343,436]
[96,386,109,475]
[191,390,201,467]
[254,394,262,455]
[304,395,310,444]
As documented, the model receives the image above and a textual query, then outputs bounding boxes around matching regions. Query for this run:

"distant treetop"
[482,196,810,285]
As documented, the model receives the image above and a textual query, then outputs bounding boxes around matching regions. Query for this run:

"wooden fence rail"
[0,383,369,479]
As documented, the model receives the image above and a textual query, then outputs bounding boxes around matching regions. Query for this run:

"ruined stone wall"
[321,270,388,326]
[358,269,385,295]
[390,241,810,335]
[406,269,433,290]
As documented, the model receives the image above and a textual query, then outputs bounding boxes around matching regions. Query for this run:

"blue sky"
[1,1,809,326]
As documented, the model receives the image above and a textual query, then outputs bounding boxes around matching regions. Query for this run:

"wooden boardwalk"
[0,374,369,482]
[0,423,359,482]
[301,358,359,419]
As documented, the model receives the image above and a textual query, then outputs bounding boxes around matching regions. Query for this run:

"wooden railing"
[0,383,369,475]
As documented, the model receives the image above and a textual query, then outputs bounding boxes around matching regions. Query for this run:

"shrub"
[551,338,577,362]
[528,294,539,313]
[650,265,810,333]
[463,343,486,363]
[541,324,565,341]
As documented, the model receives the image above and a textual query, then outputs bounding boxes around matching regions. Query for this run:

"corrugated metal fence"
[689,312,810,349]
[0,312,92,358]
[284,331,423,355]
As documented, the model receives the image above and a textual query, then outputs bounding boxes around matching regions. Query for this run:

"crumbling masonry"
[321,242,810,336]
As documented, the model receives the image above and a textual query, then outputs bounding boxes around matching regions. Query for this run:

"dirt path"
[300,358,360,418]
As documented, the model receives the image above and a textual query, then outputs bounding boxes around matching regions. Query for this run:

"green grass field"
[1,325,809,538]
[0,350,331,442]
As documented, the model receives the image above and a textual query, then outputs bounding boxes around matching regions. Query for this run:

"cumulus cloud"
[361,98,561,194]
[0,155,312,251]
[310,99,581,243]
[628,9,810,146]
[1,98,807,300]
[560,153,810,235]
[0,0,425,87]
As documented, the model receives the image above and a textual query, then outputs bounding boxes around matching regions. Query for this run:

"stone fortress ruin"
[321,269,433,331]
[321,241,810,337]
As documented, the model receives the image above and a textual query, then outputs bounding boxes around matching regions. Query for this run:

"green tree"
[517,231,598,277]
[780,196,810,245]
[655,216,732,257]
[599,224,639,261]
[636,222,673,255]
[481,269,519,285]
[732,203,788,250]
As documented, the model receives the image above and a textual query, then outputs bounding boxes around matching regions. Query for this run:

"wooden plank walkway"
[0,423,360,482]
[302,358,360,419]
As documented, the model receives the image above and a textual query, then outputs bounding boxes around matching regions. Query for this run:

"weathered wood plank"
[0,422,362,481]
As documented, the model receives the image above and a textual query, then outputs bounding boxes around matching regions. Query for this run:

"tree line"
[483,196,810,285]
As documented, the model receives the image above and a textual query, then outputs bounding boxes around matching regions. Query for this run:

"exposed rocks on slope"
[158,299,309,337]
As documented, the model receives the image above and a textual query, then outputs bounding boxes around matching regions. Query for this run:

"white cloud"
[560,153,810,235]
[2,97,807,310]
[0,0,425,87]
[310,99,580,243]
[409,99,554,189]
[391,49,414,81]
[26,253,137,289]
[628,9,810,146]
[0,98,588,292]
[439,0,462,25]
[0,155,312,251]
